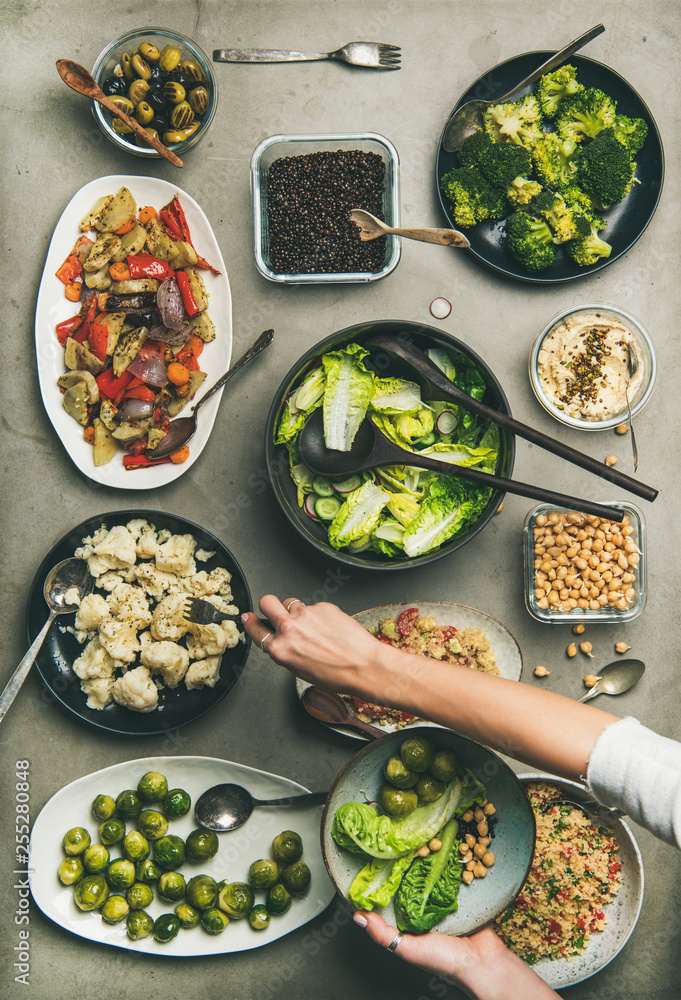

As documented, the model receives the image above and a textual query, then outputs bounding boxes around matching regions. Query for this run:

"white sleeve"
[586,716,681,848]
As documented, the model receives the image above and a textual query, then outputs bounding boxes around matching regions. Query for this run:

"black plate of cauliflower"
[436,52,664,283]
[25,511,252,735]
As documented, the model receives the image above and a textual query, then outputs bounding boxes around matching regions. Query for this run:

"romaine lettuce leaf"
[349,853,416,911]
[457,765,488,814]
[386,494,421,526]
[395,818,462,933]
[419,442,497,469]
[370,378,422,415]
[322,343,375,451]
[275,368,326,445]
[328,481,391,549]
[402,476,491,557]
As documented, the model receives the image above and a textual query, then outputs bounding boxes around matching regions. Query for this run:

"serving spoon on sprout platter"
[195,782,328,832]
[0,559,93,724]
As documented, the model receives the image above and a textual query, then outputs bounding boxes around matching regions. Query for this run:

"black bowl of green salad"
[264,320,515,570]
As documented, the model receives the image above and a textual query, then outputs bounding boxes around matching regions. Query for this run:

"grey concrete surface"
[1,1,680,997]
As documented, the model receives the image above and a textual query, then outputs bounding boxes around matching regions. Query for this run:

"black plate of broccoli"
[436,53,664,283]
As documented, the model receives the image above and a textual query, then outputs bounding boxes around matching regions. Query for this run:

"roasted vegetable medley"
[57,770,312,943]
[54,186,219,469]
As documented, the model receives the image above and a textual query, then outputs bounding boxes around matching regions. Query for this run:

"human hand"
[352,911,559,1000]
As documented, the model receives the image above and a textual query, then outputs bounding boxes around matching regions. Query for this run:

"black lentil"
[265,150,387,274]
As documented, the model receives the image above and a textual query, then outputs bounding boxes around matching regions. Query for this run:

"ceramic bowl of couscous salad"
[494,776,644,990]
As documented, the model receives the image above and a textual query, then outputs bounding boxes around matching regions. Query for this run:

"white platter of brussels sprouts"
[29,756,334,954]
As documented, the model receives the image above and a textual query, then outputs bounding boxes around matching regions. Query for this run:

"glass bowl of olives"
[91,27,217,158]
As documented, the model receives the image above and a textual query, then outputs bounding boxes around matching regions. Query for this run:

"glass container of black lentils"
[91,28,217,158]
[251,133,401,283]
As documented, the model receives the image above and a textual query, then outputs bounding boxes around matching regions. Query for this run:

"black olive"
[148,64,162,83]
[147,90,167,115]
[102,77,128,97]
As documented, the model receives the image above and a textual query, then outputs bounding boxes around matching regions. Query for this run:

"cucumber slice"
[417,431,437,446]
[331,474,362,494]
[315,496,342,520]
[312,476,335,496]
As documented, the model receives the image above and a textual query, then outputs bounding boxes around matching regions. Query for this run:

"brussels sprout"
[415,774,446,803]
[63,827,91,856]
[384,756,419,789]
[216,879,229,893]
[163,788,191,819]
[106,858,136,890]
[115,789,142,820]
[101,894,130,924]
[400,736,435,773]
[58,857,84,886]
[175,903,200,929]
[122,830,150,863]
[201,907,229,935]
[83,844,111,874]
[217,882,255,919]
[154,913,181,943]
[266,883,292,915]
[138,810,169,841]
[186,874,218,910]
[248,859,280,890]
[98,818,126,846]
[135,859,162,883]
[91,794,116,822]
[185,828,219,864]
[137,771,168,803]
[378,784,417,818]
[430,750,458,783]
[281,861,311,895]
[153,834,186,870]
[271,830,303,864]
[74,874,109,911]
[126,909,154,940]
[126,882,155,910]
[249,904,270,931]
[158,871,186,903]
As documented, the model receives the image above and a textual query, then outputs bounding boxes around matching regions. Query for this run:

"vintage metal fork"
[213,41,401,70]
[183,597,240,627]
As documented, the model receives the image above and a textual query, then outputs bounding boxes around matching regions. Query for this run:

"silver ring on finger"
[386,932,404,954]
[284,599,304,612]
[260,632,273,651]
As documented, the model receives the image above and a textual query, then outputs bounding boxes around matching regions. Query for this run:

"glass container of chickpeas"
[523,502,646,624]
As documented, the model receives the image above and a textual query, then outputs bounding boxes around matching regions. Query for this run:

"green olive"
[157,871,186,903]
[170,101,194,130]
[175,902,200,929]
[91,794,116,822]
[74,874,109,911]
[384,756,419,789]
[182,121,200,138]
[378,784,418,817]
[138,809,168,840]
[266,883,292,915]
[116,789,142,820]
[272,830,303,864]
[101,894,130,925]
[126,909,154,940]
[98,818,126,846]
[400,736,436,773]
[281,861,311,894]
[154,913,181,943]
[136,127,159,147]
[131,52,151,80]
[128,78,150,106]
[159,44,182,72]
[163,128,189,145]
[126,881,154,910]
[163,80,186,105]
[162,788,191,819]
[82,844,110,873]
[112,117,134,135]
[63,827,91,856]
[137,772,168,803]
[181,59,204,83]
[188,85,209,116]
[111,96,134,116]
[134,101,154,126]
[58,857,84,886]
[120,53,134,80]
[122,830,150,864]
[139,41,160,63]
[430,750,458,783]
[249,904,270,931]
[248,859,280,890]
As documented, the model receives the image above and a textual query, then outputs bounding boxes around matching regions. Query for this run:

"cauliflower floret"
[195,548,216,562]
[73,636,117,680]
[126,518,163,560]
[133,563,184,602]
[186,619,240,660]
[106,583,153,629]
[75,593,110,631]
[141,641,190,688]
[81,676,114,710]
[138,629,154,650]
[88,525,137,575]
[74,527,108,560]
[112,666,158,713]
[98,617,141,664]
[155,533,197,575]
[93,571,125,593]
[150,594,191,641]
[181,568,235,601]
[184,655,222,690]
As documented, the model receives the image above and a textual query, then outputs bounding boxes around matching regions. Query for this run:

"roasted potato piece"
[83,264,112,291]
[167,371,206,415]
[110,223,147,262]
[80,195,113,232]
[183,267,208,312]
[96,186,136,233]
[64,339,105,375]
[188,311,215,343]
[84,234,123,273]
[57,370,99,404]
[143,218,175,261]
[99,398,119,431]
[146,427,167,450]
[112,419,151,441]
[93,417,118,466]
[167,241,198,269]
[62,382,89,425]
[111,278,159,295]
[112,326,149,376]
[98,312,126,355]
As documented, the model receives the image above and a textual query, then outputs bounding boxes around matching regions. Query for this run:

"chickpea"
[496,502,503,514]
[615,423,629,435]
[578,599,588,609]
[474,806,484,822]
[479,836,491,846]
[462,810,474,823]
[580,641,594,657]
[474,863,487,878]
[605,455,618,466]
[537,597,550,610]
[567,643,577,658]
[536,514,548,527]
[616,597,628,610]
[572,623,585,634]
[429,838,442,851]
[462,870,474,885]
[548,512,560,524]
[483,803,496,816]
[615,641,631,653]
[459,842,471,856]
[584,674,600,688]
[465,833,476,848]
[482,851,495,867]
[415,845,430,857]
[473,843,486,858]
[477,820,489,837]
[534,665,550,677]
[466,860,476,872]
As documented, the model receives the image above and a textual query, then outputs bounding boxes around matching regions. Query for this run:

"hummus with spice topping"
[537,312,643,421]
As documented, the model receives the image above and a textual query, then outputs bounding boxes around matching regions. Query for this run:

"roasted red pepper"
[88,322,109,361]
[397,607,419,636]
[123,385,156,403]
[55,251,83,285]
[56,314,82,346]
[96,368,134,401]
[126,436,148,455]
[175,270,200,317]
[127,253,175,280]
[123,453,172,470]
[160,195,220,275]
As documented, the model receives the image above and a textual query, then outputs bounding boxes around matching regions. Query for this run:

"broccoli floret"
[611,114,648,156]
[477,142,532,188]
[531,133,578,189]
[507,176,543,205]
[440,166,507,228]
[483,94,544,149]
[457,129,494,168]
[529,189,591,244]
[505,211,555,271]
[565,222,613,267]
[535,64,584,118]
[577,129,636,208]
[555,88,617,143]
